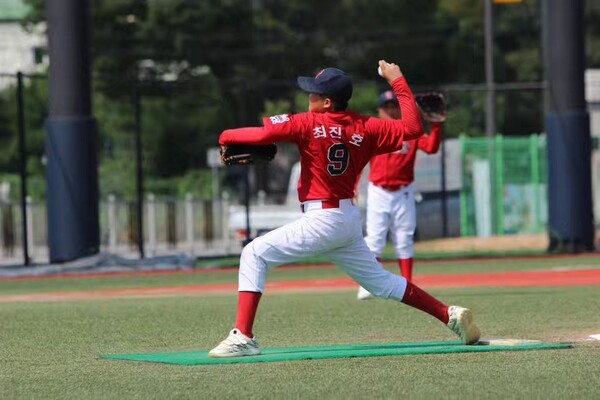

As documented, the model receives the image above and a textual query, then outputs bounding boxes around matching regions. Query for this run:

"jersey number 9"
[327,143,349,176]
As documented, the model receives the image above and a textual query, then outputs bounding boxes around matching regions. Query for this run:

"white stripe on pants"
[238,199,407,300]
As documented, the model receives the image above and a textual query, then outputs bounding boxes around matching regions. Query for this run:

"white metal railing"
[0,193,241,265]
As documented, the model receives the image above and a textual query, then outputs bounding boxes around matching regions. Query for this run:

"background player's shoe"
[357,286,375,300]
[208,328,261,358]
[447,306,481,345]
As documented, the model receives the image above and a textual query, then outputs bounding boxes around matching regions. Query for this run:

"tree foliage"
[1,0,598,198]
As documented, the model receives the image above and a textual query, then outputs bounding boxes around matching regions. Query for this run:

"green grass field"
[1,256,599,399]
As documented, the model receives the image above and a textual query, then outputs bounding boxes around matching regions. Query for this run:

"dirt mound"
[415,234,548,253]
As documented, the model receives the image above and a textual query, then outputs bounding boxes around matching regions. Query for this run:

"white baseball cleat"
[208,328,261,358]
[357,286,375,300]
[447,306,481,345]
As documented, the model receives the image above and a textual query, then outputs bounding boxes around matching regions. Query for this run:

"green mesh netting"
[460,134,547,236]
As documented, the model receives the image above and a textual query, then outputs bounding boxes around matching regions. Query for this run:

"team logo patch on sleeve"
[269,114,290,124]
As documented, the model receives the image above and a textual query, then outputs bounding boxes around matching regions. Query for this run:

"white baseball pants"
[238,199,407,300]
[364,182,416,259]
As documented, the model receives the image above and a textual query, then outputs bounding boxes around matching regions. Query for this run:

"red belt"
[301,199,351,213]
[377,184,406,192]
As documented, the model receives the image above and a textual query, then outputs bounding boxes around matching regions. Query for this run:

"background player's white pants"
[364,182,416,259]
[238,199,407,300]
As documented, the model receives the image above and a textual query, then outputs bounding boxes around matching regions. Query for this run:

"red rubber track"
[0,268,598,303]
[1,252,598,282]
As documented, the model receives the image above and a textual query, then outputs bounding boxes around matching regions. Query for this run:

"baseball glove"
[220,144,277,166]
[415,92,446,123]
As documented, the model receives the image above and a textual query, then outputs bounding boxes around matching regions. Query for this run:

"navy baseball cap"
[297,68,353,103]
[378,90,398,107]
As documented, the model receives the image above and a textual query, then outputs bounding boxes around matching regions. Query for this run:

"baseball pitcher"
[210,61,480,357]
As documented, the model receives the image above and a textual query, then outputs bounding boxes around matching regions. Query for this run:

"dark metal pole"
[484,0,496,136]
[545,0,594,252]
[440,134,448,238]
[45,0,99,262]
[240,79,252,246]
[243,165,251,246]
[134,87,145,258]
[541,0,550,116]
[16,72,31,265]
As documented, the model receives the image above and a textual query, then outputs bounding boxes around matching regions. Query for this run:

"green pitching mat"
[102,339,571,365]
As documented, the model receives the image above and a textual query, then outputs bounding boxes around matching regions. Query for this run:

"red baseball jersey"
[219,77,424,203]
[369,123,442,186]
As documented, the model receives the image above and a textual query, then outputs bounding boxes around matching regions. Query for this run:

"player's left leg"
[389,185,417,281]
[329,233,480,344]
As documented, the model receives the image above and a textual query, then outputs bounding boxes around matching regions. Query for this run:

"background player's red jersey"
[369,124,442,187]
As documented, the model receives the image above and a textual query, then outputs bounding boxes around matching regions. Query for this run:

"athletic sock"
[399,258,413,282]
[235,291,262,337]
[401,281,449,324]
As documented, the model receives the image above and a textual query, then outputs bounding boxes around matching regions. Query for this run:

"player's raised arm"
[365,61,424,154]
[417,123,442,154]
[379,60,423,139]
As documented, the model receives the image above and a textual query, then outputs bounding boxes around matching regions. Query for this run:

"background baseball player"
[357,90,444,300]
[210,61,479,358]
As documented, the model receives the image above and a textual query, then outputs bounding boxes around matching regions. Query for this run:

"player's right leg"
[329,238,480,345]
[210,207,352,357]
[210,219,308,357]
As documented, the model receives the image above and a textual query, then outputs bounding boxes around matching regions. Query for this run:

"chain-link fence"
[2,70,583,265]
[0,72,247,264]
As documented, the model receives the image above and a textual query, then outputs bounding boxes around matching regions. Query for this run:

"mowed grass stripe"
[0,284,598,398]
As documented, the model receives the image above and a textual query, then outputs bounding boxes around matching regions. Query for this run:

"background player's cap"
[297,68,353,103]
[378,90,398,107]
